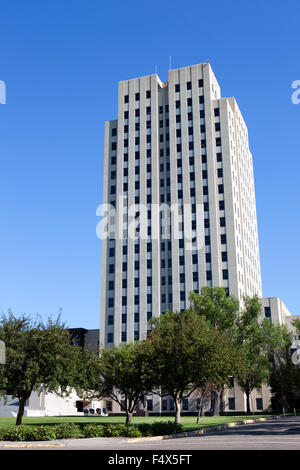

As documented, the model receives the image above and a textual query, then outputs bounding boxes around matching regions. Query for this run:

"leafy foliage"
[0,311,98,425]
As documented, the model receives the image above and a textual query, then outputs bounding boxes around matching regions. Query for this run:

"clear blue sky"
[0,0,299,329]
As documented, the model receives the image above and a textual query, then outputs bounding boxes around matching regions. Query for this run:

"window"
[175,100,180,109]
[111,128,117,136]
[218,184,224,194]
[214,108,220,117]
[135,92,140,101]
[111,142,117,151]
[228,397,235,410]
[217,152,222,162]
[199,95,204,104]
[186,81,192,90]
[146,90,151,99]
[256,398,263,410]
[217,168,223,178]
[222,269,229,280]
[216,137,222,146]
[107,333,113,343]
[109,247,115,257]
[109,280,114,290]
[135,109,140,117]
[220,217,226,227]
[187,97,192,106]
[175,84,180,92]
[109,264,114,273]
[219,200,225,210]
[124,95,129,103]
[221,251,228,262]
[221,234,227,244]
[198,78,203,87]
[182,398,189,410]
[122,332,127,342]
[147,399,153,411]
[206,271,212,281]
[264,306,271,318]
[206,253,211,263]
[215,122,221,131]
[108,315,114,325]
[124,110,128,119]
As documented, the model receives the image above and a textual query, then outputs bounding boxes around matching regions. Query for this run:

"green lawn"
[0,414,278,431]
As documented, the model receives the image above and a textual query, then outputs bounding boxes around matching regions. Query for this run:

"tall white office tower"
[100,63,262,348]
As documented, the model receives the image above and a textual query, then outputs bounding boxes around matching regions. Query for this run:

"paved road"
[1,417,300,451]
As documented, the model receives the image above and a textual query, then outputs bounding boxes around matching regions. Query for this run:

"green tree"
[0,312,93,425]
[234,296,286,413]
[189,287,240,331]
[143,310,238,424]
[189,287,240,415]
[94,342,149,425]
[269,324,300,410]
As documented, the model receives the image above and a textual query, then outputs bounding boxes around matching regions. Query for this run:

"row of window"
[122,79,205,107]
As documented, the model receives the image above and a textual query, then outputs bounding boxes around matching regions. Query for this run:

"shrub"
[0,425,57,441]
[138,421,183,436]
[0,426,29,441]
[54,423,82,439]
[25,425,57,441]
[103,424,142,438]
[82,424,105,438]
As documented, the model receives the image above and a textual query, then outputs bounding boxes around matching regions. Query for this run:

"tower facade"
[100,63,262,348]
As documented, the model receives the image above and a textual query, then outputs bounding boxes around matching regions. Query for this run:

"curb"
[124,415,281,443]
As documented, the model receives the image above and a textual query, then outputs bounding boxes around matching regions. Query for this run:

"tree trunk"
[197,406,201,424]
[210,390,220,416]
[126,411,132,425]
[175,398,181,424]
[16,397,26,426]
[246,390,251,414]
[219,386,225,415]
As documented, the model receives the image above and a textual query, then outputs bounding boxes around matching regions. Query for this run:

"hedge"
[0,421,183,441]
